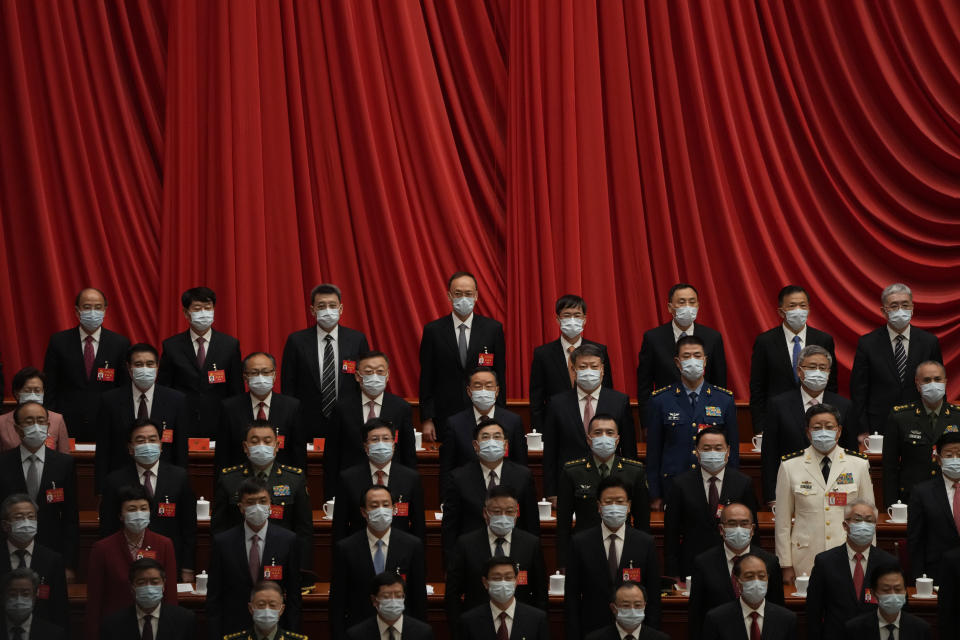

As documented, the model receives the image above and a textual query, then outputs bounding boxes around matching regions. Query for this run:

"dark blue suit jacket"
[529,337,613,432]
[439,406,527,497]
[636,321,726,412]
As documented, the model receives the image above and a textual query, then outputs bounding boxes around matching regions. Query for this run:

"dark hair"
[181,286,216,308]
[467,366,499,385]
[364,418,396,440]
[1,567,39,593]
[358,350,391,367]
[936,431,960,452]
[597,475,631,502]
[117,484,151,509]
[126,343,159,364]
[363,484,392,506]
[129,557,165,583]
[12,401,46,425]
[128,418,161,442]
[570,343,604,366]
[11,367,45,396]
[369,571,406,597]
[75,287,107,307]
[804,403,842,429]
[482,555,518,578]
[244,419,276,440]
[869,563,905,593]
[719,502,754,523]
[732,552,766,578]
[695,426,728,446]
[242,352,276,370]
[675,335,705,356]
[587,413,619,434]
[778,285,808,307]
[309,283,342,303]
[473,416,505,441]
[250,580,285,599]
[0,494,37,522]
[485,485,518,504]
[238,478,270,500]
[611,580,647,603]
[555,294,586,315]
[447,271,478,290]
[668,283,698,302]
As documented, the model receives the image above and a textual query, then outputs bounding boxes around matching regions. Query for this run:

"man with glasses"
[217,352,305,471]
[907,431,960,581]
[761,345,855,505]
[805,499,896,640]
[851,283,942,439]
[0,568,66,639]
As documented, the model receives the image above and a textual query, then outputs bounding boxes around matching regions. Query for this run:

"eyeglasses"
[558,312,585,320]
[244,369,275,377]
[884,302,914,311]
[17,417,48,427]
[799,365,830,372]
[846,516,877,524]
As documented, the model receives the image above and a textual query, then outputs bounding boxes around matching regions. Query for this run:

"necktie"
[821,457,831,484]
[582,394,594,432]
[195,336,206,369]
[497,611,509,640]
[388,628,398,640]
[256,401,266,420]
[679,331,688,339]
[792,335,801,382]
[885,623,896,640]
[367,401,377,421]
[607,533,619,581]
[853,552,864,598]
[598,463,609,478]
[26,454,39,498]
[487,470,498,491]
[376,469,386,486]
[143,469,154,498]
[138,393,148,420]
[373,539,385,574]
[953,482,960,535]
[84,335,95,379]
[731,555,742,596]
[249,534,260,583]
[142,613,154,640]
[708,476,720,515]
[749,611,761,640]
[689,391,698,409]
[14,549,27,569]
[11,627,23,640]
[625,636,635,640]
[494,537,506,557]
[321,335,336,417]
[458,323,468,368]
[257,471,268,483]
[894,334,907,382]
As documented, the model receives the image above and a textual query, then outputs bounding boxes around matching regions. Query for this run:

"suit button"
[826,536,831,540]
[825,521,830,525]
[825,507,830,511]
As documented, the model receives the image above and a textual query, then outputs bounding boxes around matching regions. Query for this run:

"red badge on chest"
[207,369,226,384]
[269,504,284,519]
[621,567,642,582]
[263,565,282,580]
[157,502,176,517]
[45,488,64,504]
[97,367,115,382]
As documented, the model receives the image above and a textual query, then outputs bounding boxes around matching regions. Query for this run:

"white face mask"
[189,309,215,331]
[679,357,705,381]
[315,307,340,330]
[783,309,808,332]
[17,392,43,405]
[471,389,497,412]
[801,369,829,393]
[886,307,912,331]
[576,369,602,392]
[673,305,697,327]
[559,316,584,340]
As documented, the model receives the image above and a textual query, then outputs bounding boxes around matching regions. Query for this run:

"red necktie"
[84,335,95,378]
[143,470,154,498]
[256,402,266,420]
[195,336,206,369]
[953,482,960,535]
[376,470,386,487]
[853,552,864,598]
[496,611,509,640]
[749,611,761,640]
[582,394,594,432]
[249,534,260,583]
[731,555,742,597]
[367,401,377,421]
[708,476,720,515]
[141,614,153,640]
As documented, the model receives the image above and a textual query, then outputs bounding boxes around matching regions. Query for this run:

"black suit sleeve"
[555,467,575,566]
[631,473,651,533]
[441,475,464,564]
[882,411,902,508]
[529,540,548,611]
[939,552,960,637]
[280,336,299,398]
[444,538,468,631]
[61,456,80,568]
[687,559,708,640]
[529,349,549,433]
[206,542,224,640]
[662,482,684,578]
[493,323,507,408]
[418,325,438,423]
[824,333,839,393]
[214,406,233,474]
[764,554,785,606]
[93,398,114,493]
[210,478,233,535]
[748,334,769,435]
[177,475,198,570]
[509,419,528,466]
[805,555,826,640]
[518,470,541,537]
[410,473,427,542]
[42,337,62,411]
[46,551,69,627]
[761,402,782,504]
[907,487,928,579]
[711,334,728,388]
[616,394,638,461]
[225,340,244,396]
[636,337,655,411]
[407,540,428,622]
[328,540,350,639]
[542,400,562,497]
[563,543,583,640]
[323,404,345,499]
[282,539,303,631]
[395,402,418,470]
[849,337,871,435]
[293,479,314,572]
[642,536,662,629]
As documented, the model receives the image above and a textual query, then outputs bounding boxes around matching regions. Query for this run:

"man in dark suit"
[907,431,960,581]
[939,546,960,636]
[760,345,856,504]
[440,367,527,497]
[585,581,671,640]
[281,283,370,429]
[851,283,943,437]
[99,418,198,582]
[749,286,838,435]
[882,361,959,507]
[324,350,415,499]
[645,336,739,509]
[157,286,244,437]
[636,283,727,415]
[557,414,650,564]
[805,499,897,640]
[0,495,68,628]
[217,351,306,472]
[565,476,662,639]
[442,419,539,561]
[702,554,797,640]
[418,271,506,443]
[689,503,783,640]
[544,343,636,499]
[456,556,549,640]
[95,343,189,492]
[346,572,435,640]
[42,287,130,441]
[844,565,932,638]
[0,402,79,576]
[330,485,427,638]
[332,418,425,543]
[100,557,196,640]
[0,568,66,639]
[207,478,302,639]
[446,486,547,629]
[664,428,758,579]
[529,294,613,433]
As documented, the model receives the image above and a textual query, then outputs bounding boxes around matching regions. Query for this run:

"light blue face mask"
[940,457,960,480]
[600,504,629,528]
[248,444,276,467]
[921,382,946,404]
[590,435,617,460]
[810,429,837,453]
[680,358,705,382]
[124,510,150,534]
[877,593,906,615]
[471,389,497,412]
[131,366,157,390]
[739,579,767,605]
[367,507,393,533]
[78,308,105,331]
[478,439,505,463]
[846,521,875,547]
[723,526,751,551]
[133,442,162,466]
[801,369,829,393]
[247,375,274,396]
[377,597,405,621]
[361,374,387,397]
[615,607,645,630]
[559,316,584,340]
[488,514,515,537]
[576,369,602,391]
[452,296,475,317]
[8,519,37,546]
[783,309,808,331]
[134,584,164,609]
[189,309,215,331]
[252,607,281,630]
[699,450,727,473]
[367,441,394,466]
[487,580,516,604]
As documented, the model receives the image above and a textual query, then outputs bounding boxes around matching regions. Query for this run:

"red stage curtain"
[1,0,958,402]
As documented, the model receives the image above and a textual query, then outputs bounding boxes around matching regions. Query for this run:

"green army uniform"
[223,629,308,640]
[882,400,960,507]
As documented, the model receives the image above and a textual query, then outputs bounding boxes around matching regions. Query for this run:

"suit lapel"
[803,453,827,491]
[565,392,588,447]
[774,330,797,382]
[877,330,900,383]
[933,479,958,535]
[442,316,464,370]
[550,340,573,389]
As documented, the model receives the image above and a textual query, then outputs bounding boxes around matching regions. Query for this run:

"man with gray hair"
[851,283,942,438]
[805,498,897,640]
[1,567,66,639]
[761,345,856,504]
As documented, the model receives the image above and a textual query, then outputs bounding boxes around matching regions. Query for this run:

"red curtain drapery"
[1,0,958,404]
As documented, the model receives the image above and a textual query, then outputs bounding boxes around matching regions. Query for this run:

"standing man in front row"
[645,335,738,511]
[419,271,506,443]
[775,403,874,582]
[456,556,550,640]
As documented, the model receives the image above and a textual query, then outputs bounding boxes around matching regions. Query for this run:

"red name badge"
[37,584,50,600]
[276,435,285,450]
[313,438,325,452]
[46,488,64,504]
[394,502,409,517]
[188,438,211,451]
[697,423,711,432]
[341,360,356,374]
[269,504,284,519]
[97,367,116,382]
[136,550,157,560]
[715,505,724,520]
[827,492,848,506]
[207,369,226,384]
[45,436,55,450]
[263,565,282,580]
[478,352,494,366]
[158,502,176,517]
[517,570,528,585]
[68,438,76,452]
[621,567,642,582]
[161,429,174,444]
[864,588,875,604]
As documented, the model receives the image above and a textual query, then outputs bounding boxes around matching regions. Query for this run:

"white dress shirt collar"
[370,460,393,480]
[452,312,475,330]
[673,321,695,340]
[560,335,582,353]
[800,386,824,408]
[377,614,404,638]
[133,382,155,405]
[887,324,911,343]
[483,461,504,484]
[740,597,766,627]
[138,460,160,483]
[244,520,269,544]
[79,326,102,342]
[317,324,340,342]
[7,539,35,561]
[367,526,392,548]
[473,404,495,422]
[877,610,901,636]
[616,622,643,639]
[6,614,32,638]
[783,323,807,343]
[252,391,273,410]
[190,327,213,344]
[19,445,45,464]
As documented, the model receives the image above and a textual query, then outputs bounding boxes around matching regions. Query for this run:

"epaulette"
[280,633,308,640]
[711,385,734,396]
[948,403,960,411]
[844,448,869,459]
[280,464,304,474]
[780,450,804,461]
[221,464,243,474]
[564,458,587,467]
[621,458,644,467]
[892,403,913,412]
[222,632,248,640]
[651,386,670,396]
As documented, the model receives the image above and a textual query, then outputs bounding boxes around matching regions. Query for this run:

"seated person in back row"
[100,557,196,640]
[1,568,66,639]
[346,572,434,640]
[0,367,70,452]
